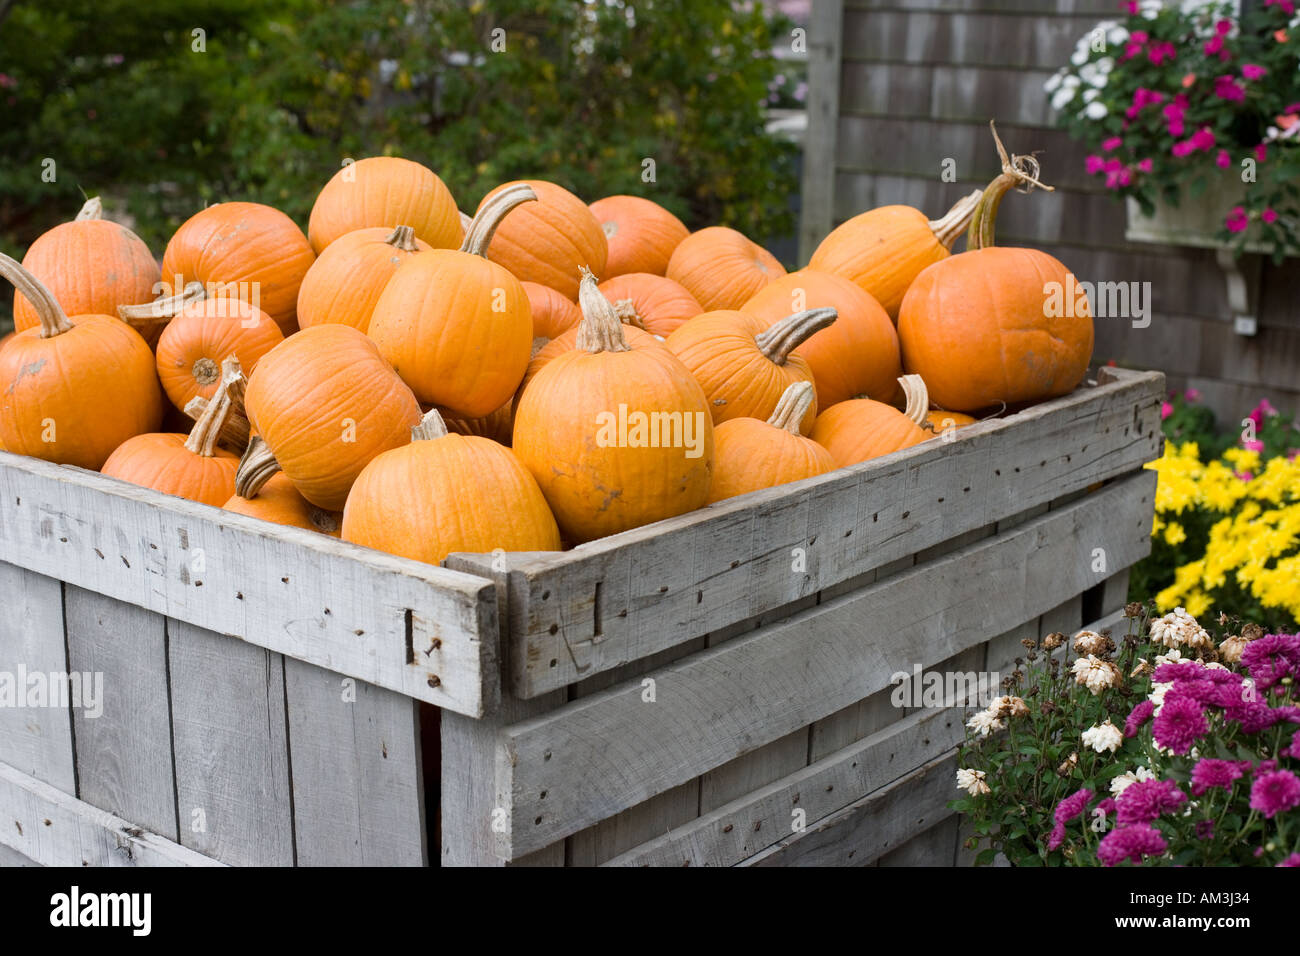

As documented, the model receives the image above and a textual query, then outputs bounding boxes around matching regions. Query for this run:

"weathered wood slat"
[841,9,1088,69]
[878,816,960,866]
[0,843,38,866]
[0,451,498,716]
[797,0,844,263]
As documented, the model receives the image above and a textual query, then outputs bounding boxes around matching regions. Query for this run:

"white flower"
[967,710,1006,737]
[1082,719,1124,754]
[1155,648,1184,667]
[1107,24,1129,46]
[957,768,991,796]
[1052,88,1077,112]
[1149,681,1171,713]
[1084,101,1108,120]
[1082,88,1101,104]
[1072,654,1121,695]
[1150,608,1212,650]
[1044,70,1064,94]
[1110,765,1156,796]
[1071,46,1090,66]
[1139,0,1161,19]
[1063,74,1081,89]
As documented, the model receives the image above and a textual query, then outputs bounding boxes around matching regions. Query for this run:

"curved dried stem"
[184,357,246,457]
[412,407,449,441]
[74,196,103,221]
[967,120,1055,251]
[0,252,73,338]
[234,436,281,498]
[575,267,630,353]
[928,190,983,250]
[460,184,538,257]
[767,381,816,434]
[898,374,930,426]
[754,308,837,365]
[384,224,420,252]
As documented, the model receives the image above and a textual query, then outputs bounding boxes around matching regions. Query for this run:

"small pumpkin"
[296,225,431,333]
[522,281,582,340]
[13,197,162,335]
[162,201,316,336]
[155,295,284,413]
[118,281,207,349]
[244,324,422,511]
[708,381,836,504]
[588,195,689,277]
[665,226,785,312]
[0,253,163,469]
[307,156,463,253]
[476,180,607,299]
[810,374,932,468]
[664,307,835,433]
[513,269,714,544]
[369,184,536,417]
[923,409,979,437]
[597,273,703,338]
[342,409,561,565]
[809,190,982,320]
[223,437,342,537]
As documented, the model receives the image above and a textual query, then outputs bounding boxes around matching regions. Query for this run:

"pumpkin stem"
[412,407,449,441]
[967,121,1055,251]
[612,298,648,331]
[460,184,539,257]
[458,210,474,232]
[0,252,74,338]
[767,381,816,435]
[117,280,206,339]
[575,267,631,353]
[234,436,281,499]
[384,225,420,252]
[898,374,930,426]
[184,393,251,453]
[184,357,246,458]
[927,190,983,250]
[754,307,837,366]
[74,196,104,221]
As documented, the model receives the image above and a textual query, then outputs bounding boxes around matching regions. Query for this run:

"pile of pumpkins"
[0,151,1093,566]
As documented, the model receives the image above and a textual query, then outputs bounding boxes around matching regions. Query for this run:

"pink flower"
[1243,439,1265,452]
[1161,401,1174,421]
[1256,143,1268,162]
[1126,698,1156,735]
[1278,854,1300,867]
[1117,779,1188,826]
[1152,697,1209,755]
[1191,758,1245,796]
[1098,823,1168,866]
[1102,136,1123,152]
[1184,388,1200,401]
[1190,127,1216,150]
[1216,19,1233,35]
[1137,158,1153,173]
[1263,208,1278,224]
[1242,63,1267,80]
[1226,206,1249,232]
[1121,0,1138,12]
[1250,770,1300,819]
[1215,75,1246,101]
[1055,787,1093,824]
[1216,149,1231,169]
[1086,154,1106,175]
[1172,139,1197,157]
[1116,168,1133,187]
[1196,819,1215,840]
[1205,36,1225,57]
[1265,0,1295,15]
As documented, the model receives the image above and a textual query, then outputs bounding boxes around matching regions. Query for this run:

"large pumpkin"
[665,226,785,312]
[588,195,689,277]
[810,374,932,468]
[476,180,606,300]
[515,318,666,415]
[307,156,463,253]
[513,269,713,544]
[13,197,161,334]
[223,437,342,537]
[296,225,430,333]
[155,295,284,412]
[343,409,561,565]
[369,184,535,418]
[244,324,421,511]
[809,190,982,320]
[741,270,901,409]
[522,281,581,340]
[0,253,162,469]
[597,272,702,338]
[162,201,316,336]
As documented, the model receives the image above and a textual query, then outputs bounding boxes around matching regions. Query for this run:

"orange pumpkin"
[588,195,689,277]
[307,156,463,253]
[222,437,342,537]
[296,225,430,333]
[118,281,207,350]
[666,226,785,312]
[513,269,713,544]
[14,197,162,334]
[741,270,902,409]
[155,295,284,412]
[597,273,703,338]
[708,381,836,504]
[923,409,979,437]
[522,281,581,340]
[664,307,834,433]
[244,324,422,511]
[162,201,316,336]
[0,253,162,469]
[515,319,666,415]
[809,190,982,320]
[476,180,606,299]
[342,409,561,564]
[810,374,932,468]
[369,184,535,417]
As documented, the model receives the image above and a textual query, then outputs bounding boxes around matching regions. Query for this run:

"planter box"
[0,367,1163,867]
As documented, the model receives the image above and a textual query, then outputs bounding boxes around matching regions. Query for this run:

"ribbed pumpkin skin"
[162,202,316,336]
[245,325,421,511]
[155,298,283,411]
[342,434,561,565]
[809,206,950,320]
[522,281,581,340]
[597,273,703,338]
[296,227,431,332]
[898,247,1093,413]
[223,473,342,538]
[809,399,929,468]
[0,315,163,470]
[515,323,665,413]
[477,180,607,300]
[14,218,161,333]
[666,227,785,312]
[589,195,689,277]
[368,249,533,417]
[102,433,239,506]
[513,347,714,544]
[664,311,817,433]
[307,157,463,254]
[708,417,835,503]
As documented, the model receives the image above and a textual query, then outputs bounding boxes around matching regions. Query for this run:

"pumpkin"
[296,225,431,333]
[708,381,835,504]
[663,307,834,433]
[741,270,902,409]
[522,281,581,340]
[223,437,342,537]
[597,273,703,338]
[162,201,316,336]
[810,374,932,468]
[898,125,1093,412]
[588,195,689,277]
[0,253,163,469]
[118,281,206,350]
[307,156,463,254]
[923,409,979,437]
[155,295,284,413]
[808,189,982,320]
[665,226,785,312]
[475,180,607,299]
[515,319,666,415]
[13,197,162,335]
[101,357,244,505]
[513,269,714,544]
[436,402,514,446]
[244,324,422,511]
[369,184,536,417]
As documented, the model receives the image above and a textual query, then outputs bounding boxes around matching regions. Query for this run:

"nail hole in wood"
[549,659,557,668]
[549,623,558,635]
[427,675,440,688]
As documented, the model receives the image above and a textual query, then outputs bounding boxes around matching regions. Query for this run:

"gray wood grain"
[797,0,844,263]
[878,815,960,866]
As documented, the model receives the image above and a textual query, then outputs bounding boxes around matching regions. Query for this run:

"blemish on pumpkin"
[8,358,47,394]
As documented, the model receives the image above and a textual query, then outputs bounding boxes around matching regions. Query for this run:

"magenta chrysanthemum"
[1190,758,1245,796]
[1196,819,1215,841]
[1047,821,1067,851]
[1098,823,1168,867]
[1250,770,1300,818]
[1152,697,1209,755]
[1055,787,1094,824]
[1125,699,1155,738]
[1241,633,1300,689]
[1278,854,1300,867]
[1226,699,1285,734]
[1117,779,1188,825]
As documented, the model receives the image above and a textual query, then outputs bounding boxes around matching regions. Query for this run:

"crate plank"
[809,687,902,764]
[567,782,700,867]
[878,815,960,866]
[0,451,498,716]
[797,0,844,262]
[700,729,809,814]
[0,843,38,866]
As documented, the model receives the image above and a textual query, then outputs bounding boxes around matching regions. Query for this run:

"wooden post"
[797,0,843,265]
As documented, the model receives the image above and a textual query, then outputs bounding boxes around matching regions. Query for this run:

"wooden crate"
[0,367,1163,866]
